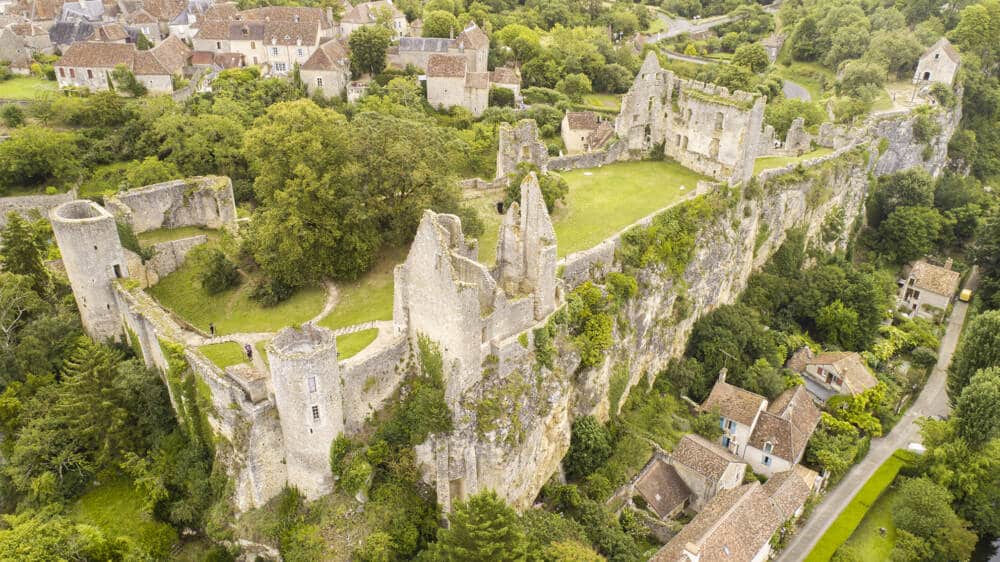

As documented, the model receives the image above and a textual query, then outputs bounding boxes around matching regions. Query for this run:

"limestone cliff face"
[436,104,959,511]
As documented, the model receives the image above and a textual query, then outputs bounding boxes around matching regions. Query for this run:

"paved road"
[778,270,977,561]
[782,80,810,101]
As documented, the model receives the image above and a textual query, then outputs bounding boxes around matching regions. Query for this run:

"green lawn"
[149,241,326,336]
[804,451,916,562]
[581,93,622,111]
[137,226,219,245]
[0,76,57,100]
[839,482,900,561]
[754,147,834,174]
[317,247,404,331]
[199,341,247,369]
[337,328,379,360]
[68,478,178,559]
[774,62,834,101]
[553,160,709,256]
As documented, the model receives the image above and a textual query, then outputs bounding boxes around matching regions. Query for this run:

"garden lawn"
[839,483,900,562]
[149,242,326,336]
[137,226,220,245]
[804,450,916,562]
[754,147,833,174]
[318,247,404,331]
[68,478,178,558]
[337,328,379,359]
[0,76,57,99]
[199,341,247,369]
[553,160,708,256]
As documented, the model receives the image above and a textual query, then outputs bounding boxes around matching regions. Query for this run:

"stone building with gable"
[701,369,767,457]
[899,257,961,318]
[561,111,614,154]
[299,38,349,96]
[54,34,190,93]
[425,52,488,115]
[338,0,406,38]
[787,349,878,401]
[913,37,960,87]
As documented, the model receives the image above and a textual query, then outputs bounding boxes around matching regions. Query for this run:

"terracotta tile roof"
[671,434,744,482]
[55,41,134,68]
[927,37,960,64]
[341,0,403,24]
[132,50,167,74]
[9,22,48,36]
[565,111,599,131]
[212,51,243,68]
[748,386,820,462]
[261,19,318,46]
[455,21,487,50]
[910,259,960,297]
[465,71,487,88]
[636,458,691,518]
[242,6,332,27]
[189,49,214,65]
[587,121,615,149]
[702,376,767,427]
[145,33,189,73]
[32,0,65,20]
[426,53,465,77]
[140,0,185,21]
[96,22,127,41]
[652,482,785,562]
[125,7,157,24]
[490,66,519,85]
[806,351,878,395]
[201,2,237,20]
[761,469,812,519]
[301,38,348,70]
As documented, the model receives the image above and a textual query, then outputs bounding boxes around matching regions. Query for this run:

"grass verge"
[199,341,248,369]
[337,328,379,360]
[754,147,834,175]
[803,450,916,562]
[0,76,57,99]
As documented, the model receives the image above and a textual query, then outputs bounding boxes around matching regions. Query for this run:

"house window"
[59,67,65,77]
[763,442,773,454]
[113,264,122,278]
[270,47,279,56]
[923,71,931,80]
[722,435,731,448]
[273,62,287,72]
[727,420,736,432]
[719,416,726,429]
[311,405,320,421]
[86,69,93,79]
[307,376,316,393]
[934,53,940,59]
[763,455,772,466]
[216,41,222,50]
[69,68,75,78]
[297,48,304,57]
[316,77,323,87]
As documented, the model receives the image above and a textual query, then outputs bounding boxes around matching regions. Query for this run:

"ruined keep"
[267,325,342,499]
[50,199,129,341]
[616,52,764,184]
[496,119,549,179]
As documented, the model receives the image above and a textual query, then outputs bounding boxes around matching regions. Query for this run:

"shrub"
[190,247,240,294]
[249,275,294,306]
[1,104,25,128]
[489,86,515,107]
[563,416,613,480]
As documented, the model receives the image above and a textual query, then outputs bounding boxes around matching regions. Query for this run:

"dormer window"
[763,442,773,454]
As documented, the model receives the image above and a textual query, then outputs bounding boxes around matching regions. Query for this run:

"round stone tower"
[267,324,342,499]
[50,200,128,341]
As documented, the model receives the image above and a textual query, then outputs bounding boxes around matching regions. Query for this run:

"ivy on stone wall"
[618,195,720,278]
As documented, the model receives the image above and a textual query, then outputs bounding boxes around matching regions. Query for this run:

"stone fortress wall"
[46,68,963,516]
[0,188,77,228]
[106,176,238,233]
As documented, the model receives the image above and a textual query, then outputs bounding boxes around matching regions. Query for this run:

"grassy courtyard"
[317,248,403,332]
[337,328,379,360]
[553,159,708,256]
[199,341,248,369]
[68,478,178,559]
[149,241,326,336]
[0,76,57,100]
[754,147,834,175]
[137,226,220,246]
[804,450,916,562]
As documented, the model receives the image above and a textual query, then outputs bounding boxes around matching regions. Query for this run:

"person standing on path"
[245,343,253,361]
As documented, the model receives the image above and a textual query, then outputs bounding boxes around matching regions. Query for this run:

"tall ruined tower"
[495,173,558,319]
[50,200,128,341]
[267,324,342,499]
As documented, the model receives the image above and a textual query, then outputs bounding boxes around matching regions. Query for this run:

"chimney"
[718,368,727,384]
[682,543,701,562]
[945,257,953,270]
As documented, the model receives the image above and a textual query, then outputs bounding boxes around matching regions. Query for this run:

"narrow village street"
[778,270,979,561]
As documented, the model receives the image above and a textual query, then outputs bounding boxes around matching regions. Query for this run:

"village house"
[900,258,961,319]
[124,8,160,44]
[913,37,960,87]
[425,52,488,115]
[387,21,488,74]
[490,66,520,99]
[167,0,213,41]
[787,348,878,402]
[338,0,406,38]
[701,369,767,457]
[54,34,190,93]
[560,110,615,154]
[745,385,821,476]
[299,38,349,97]
[0,21,51,70]
[241,6,336,40]
[652,469,815,562]
[701,371,821,477]
[192,17,320,75]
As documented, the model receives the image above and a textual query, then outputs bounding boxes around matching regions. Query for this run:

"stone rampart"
[0,189,77,228]
[125,235,208,288]
[340,333,409,434]
[106,176,237,233]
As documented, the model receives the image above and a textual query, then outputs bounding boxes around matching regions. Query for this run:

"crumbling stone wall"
[0,189,76,228]
[340,333,410,434]
[496,120,549,179]
[106,176,237,233]
[125,234,208,288]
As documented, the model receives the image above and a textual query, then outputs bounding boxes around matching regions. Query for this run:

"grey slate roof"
[397,36,451,53]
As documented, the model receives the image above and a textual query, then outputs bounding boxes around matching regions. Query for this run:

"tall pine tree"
[0,212,50,295]
[430,490,529,562]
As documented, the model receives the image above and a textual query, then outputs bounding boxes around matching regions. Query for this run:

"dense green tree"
[141,113,245,178]
[430,490,529,561]
[732,43,769,73]
[954,367,1000,447]
[0,104,24,128]
[0,127,80,192]
[877,206,944,263]
[1,212,50,295]
[764,98,827,140]
[350,25,392,77]
[125,156,182,188]
[495,24,542,65]
[972,216,1000,308]
[816,300,861,350]
[190,246,240,294]
[564,416,613,480]
[837,60,887,99]
[423,9,460,37]
[947,310,1000,403]
[893,477,977,562]
[865,30,924,77]
[111,64,147,97]
[556,73,592,103]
